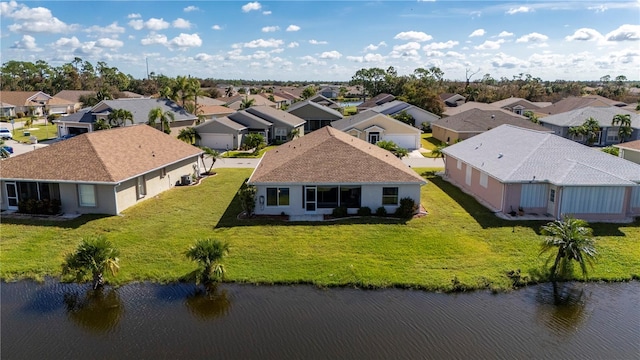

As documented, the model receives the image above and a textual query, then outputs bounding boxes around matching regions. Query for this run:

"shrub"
[16,112,24,118]
[421,122,432,133]
[332,206,348,218]
[394,197,418,218]
[375,206,387,217]
[17,198,61,215]
[237,179,256,216]
[601,146,619,157]
[357,207,371,216]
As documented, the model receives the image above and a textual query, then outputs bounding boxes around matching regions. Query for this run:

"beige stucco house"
[331,110,422,150]
[248,127,426,217]
[442,125,640,222]
[615,140,640,165]
[0,125,202,215]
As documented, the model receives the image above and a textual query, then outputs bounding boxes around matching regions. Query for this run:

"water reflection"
[184,284,231,320]
[63,287,123,334]
[535,282,590,335]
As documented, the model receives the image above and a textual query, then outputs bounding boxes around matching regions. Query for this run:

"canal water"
[1,280,638,359]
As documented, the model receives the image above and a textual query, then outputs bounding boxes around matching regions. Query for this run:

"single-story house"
[224,94,277,110]
[490,97,551,116]
[367,100,441,128]
[195,117,248,150]
[439,93,466,107]
[431,108,551,144]
[0,125,202,215]
[538,106,640,146]
[331,110,421,150]
[243,106,305,142]
[0,91,52,116]
[55,98,197,137]
[536,95,627,116]
[0,102,16,118]
[248,126,426,216]
[442,101,501,117]
[308,94,340,109]
[53,90,96,112]
[200,105,235,120]
[319,87,338,99]
[356,93,396,112]
[614,140,640,165]
[441,124,640,222]
[287,99,343,132]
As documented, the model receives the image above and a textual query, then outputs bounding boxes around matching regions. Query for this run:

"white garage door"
[384,134,419,150]
[200,134,234,150]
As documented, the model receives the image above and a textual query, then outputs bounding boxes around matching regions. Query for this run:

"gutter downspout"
[114,182,121,215]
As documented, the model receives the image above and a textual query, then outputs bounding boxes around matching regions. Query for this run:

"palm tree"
[540,216,597,281]
[582,117,601,145]
[147,107,175,134]
[611,114,632,143]
[178,127,200,145]
[107,108,133,127]
[185,239,230,284]
[239,96,255,110]
[93,118,111,131]
[62,236,120,289]
[199,146,220,174]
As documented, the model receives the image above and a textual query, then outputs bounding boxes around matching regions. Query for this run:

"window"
[465,165,472,186]
[606,128,619,143]
[137,176,146,199]
[317,186,339,208]
[266,187,289,206]
[457,159,462,170]
[340,186,361,208]
[549,189,555,203]
[161,168,166,178]
[479,172,488,188]
[382,187,399,205]
[78,184,96,207]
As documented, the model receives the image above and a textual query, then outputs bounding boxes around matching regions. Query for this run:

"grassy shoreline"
[2,168,638,292]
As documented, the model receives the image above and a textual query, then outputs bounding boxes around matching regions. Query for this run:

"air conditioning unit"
[181,175,191,186]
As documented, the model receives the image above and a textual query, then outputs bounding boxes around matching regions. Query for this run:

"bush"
[47,114,61,122]
[421,122,432,133]
[357,207,371,216]
[16,112,25,119]
[332,206,348,218]
[375,206,387,217]
[17,198,61,215]
[394,197,418,218]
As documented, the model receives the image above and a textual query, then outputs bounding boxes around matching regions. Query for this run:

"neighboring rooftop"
[538,106,640,128]
[614,139,640,151]
[432,108,548,132]
[537,95,627,116]
[442,101,501,116]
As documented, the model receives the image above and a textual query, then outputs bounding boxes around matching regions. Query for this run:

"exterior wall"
[59,183,118,215]
[402,107,439,127]
[619,148,640,164]
[253,183,422,216]
[432,125,459,144]
[444,155,504,212]
[57,122,92,137]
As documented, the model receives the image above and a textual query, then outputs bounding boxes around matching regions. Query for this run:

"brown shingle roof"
[0,125,202,183]
[614,139,640,151]
[248,127,426,184]
[0,91,51,106]
[537,95,627,116]
[432,108,549,133]
[53,90,95,103]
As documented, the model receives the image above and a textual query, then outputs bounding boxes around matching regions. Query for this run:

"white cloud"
[605,24,640,41]
[425,50,444,57]
[84,22,125,35]
[506,6,532,15]
[146,18,170,31]
[195,53,221,61]
[286,25,300,32]
[262,26,279,32]
[128,19,144,30]
[243,38,284,48]
[262,11,271,15]
[364,41,387,51]
[212,24,222,30]
[287,41,299,48]
[394,31,432,42]
[393,42,421,52]
[320,50,342,59]
[474,39,504,50]
[445,51,464,59]
[168,33,202,50]
[242,2,261,12]
[2,2,78,33]
[96,38,124,49]
[469,29,485,37]
[565,28,603,41]
[309,39,328,45]
[422,40,458,51]
[52,36,82,48]
[141,33,168,46]
[128,13,141,19]
[491,52,526,68]
[173,18,192,29]
[10,34,41,51]
[498,31,514,37]
[587,5,608,13]
[516,32,549,43]
[184,6,199,12]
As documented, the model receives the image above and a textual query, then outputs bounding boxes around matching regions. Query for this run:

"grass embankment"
[420,133,446,158]
[12,124,58,143]
[1,168,638,291]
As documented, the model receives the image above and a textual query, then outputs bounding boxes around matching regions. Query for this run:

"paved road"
[2,139,49,157]
[210,157,261,169]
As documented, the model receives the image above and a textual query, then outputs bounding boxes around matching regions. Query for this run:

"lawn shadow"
[214,192,408,229]
[424,136,444,148]
[0,214,112,229]
[427,173,631,236]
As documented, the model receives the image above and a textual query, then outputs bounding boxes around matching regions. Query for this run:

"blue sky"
[1,1,639,82]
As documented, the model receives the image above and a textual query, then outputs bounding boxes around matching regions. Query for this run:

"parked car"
[55,133,77,142]
[0,128,12,140]
[2,145,13,153]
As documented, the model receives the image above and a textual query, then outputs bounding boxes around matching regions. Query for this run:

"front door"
[305,186,316,212]
[5,182,18,210]
[368,132,380,144]
[546,186,556,217]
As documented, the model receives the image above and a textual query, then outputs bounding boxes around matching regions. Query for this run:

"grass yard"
[225,145,277,158]
[12,124,58,143]
[1,167,638,291]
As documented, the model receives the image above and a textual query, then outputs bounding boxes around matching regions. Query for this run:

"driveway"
[209,157,261,169]
[2,139,49,157]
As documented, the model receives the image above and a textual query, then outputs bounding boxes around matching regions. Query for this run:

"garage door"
[200,134,234,150]
[384,134,419,150]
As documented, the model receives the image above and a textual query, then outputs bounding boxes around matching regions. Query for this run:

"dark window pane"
[317,186,338,208]
[279,188,289,206]
[266,187,278,206]
[340,186,361,208]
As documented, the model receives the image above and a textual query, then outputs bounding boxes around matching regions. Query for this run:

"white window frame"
[266,187,290,207]
[78,184,97,207]
[465,165,472,186]
[479,172,488,188]
[137,176,146,199]
[457,159,462,170]
[382,187,399,205]
[606,128,619,143]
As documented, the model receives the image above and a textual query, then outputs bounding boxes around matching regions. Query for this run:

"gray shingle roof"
[539,106,640,128]
[248,127,426,184]
[442,124,640,186]
[432,108,548,132]
[195,117,247,132]
[94,98,196,124]
[245,106,305,127]
[287,100,344,119]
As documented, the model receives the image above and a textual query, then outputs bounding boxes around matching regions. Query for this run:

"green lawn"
[421,133,445,151]
[1,167,638,291]
[225,145,277,158]
[12,124,58,142]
